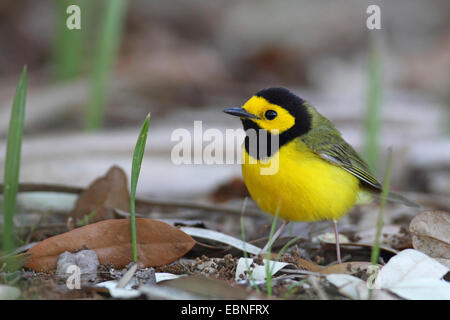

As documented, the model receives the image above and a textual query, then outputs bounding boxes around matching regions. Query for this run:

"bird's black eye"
[265,110,277,120]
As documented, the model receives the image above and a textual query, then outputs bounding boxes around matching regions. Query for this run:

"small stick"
[116,263,138,289]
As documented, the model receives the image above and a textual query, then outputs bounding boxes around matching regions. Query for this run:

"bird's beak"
[223,107,260,120]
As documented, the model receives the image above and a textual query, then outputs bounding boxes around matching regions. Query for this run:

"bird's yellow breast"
[242,139,360,222]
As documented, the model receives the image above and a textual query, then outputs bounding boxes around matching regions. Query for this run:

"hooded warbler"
[224,87,417,262]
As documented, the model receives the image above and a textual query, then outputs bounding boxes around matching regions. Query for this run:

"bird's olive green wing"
[300,126,382,191]
[300,126,420,208]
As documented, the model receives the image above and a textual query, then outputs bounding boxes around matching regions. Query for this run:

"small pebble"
[56,250,99,286]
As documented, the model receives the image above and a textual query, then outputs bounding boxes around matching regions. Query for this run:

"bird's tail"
[356,190,421,208]
[385,190,421,208]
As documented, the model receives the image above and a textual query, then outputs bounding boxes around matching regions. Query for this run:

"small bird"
[224,87,417,263]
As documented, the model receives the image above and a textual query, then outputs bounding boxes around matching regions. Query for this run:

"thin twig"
[280,269,323,277]
[116,262,137,288]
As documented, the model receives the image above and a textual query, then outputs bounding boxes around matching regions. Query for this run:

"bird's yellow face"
[241,96,296,134]
[223,87,313,159]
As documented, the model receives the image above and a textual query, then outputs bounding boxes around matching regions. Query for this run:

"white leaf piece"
[0,285,21,300]
[314,232,350,244]
[96,280,140,299]
[374,249,450,300]
[96,273,184,299]
[16,192,77,214]
[180,227,262,255]
[326,274,396,300]
[155,273,184,282]
[326,274,369,300]
[235,258,295,281]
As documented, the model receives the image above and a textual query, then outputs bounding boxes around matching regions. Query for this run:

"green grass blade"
[364,35,383,174]
[369,148,392,298]
[272,236,301,264]
[265,208,280,296]
[85,0,127,130]
[239,198,260,293]
[52,0,85,80]
[2,67,27,253]
[130,114,150,262]
[370,148,392,266]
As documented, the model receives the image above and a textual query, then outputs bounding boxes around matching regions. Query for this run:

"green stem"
[129,114,150,262]
[2,67,27,253]
[52,0,85,80]
[85,0,127,130]
[364,34,383,174]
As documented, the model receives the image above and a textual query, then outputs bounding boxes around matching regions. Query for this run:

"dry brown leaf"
[298,258,371,275]
[297,258,323,272]
[25,218,195,272]
[318,262,372,274]
[162,275,262,299]
[355,225,412,250]
[409,210,450,259]
[209,177,249,203]
[69,166,130,223]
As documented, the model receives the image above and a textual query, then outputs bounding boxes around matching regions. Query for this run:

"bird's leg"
[260,220,289,255]
[333,220,342,264]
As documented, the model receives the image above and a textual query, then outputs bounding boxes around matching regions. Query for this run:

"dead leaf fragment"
[163,275,261,300]
[356,225,412,250]
[374,249,450,300]
[235,258,296,281]
[326,274,398,300]
[180,226,262,255]
[297,258,372,275]
[315,232,350,244]
[297,258,323,272]
[0,285,21,300]
[69,166,130,223]
[318,262,373,275]
[409,211,450,259]
[210,177,249,203]
[25,218,195,272]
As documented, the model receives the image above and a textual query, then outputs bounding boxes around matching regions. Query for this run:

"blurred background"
[0,0,448,206]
